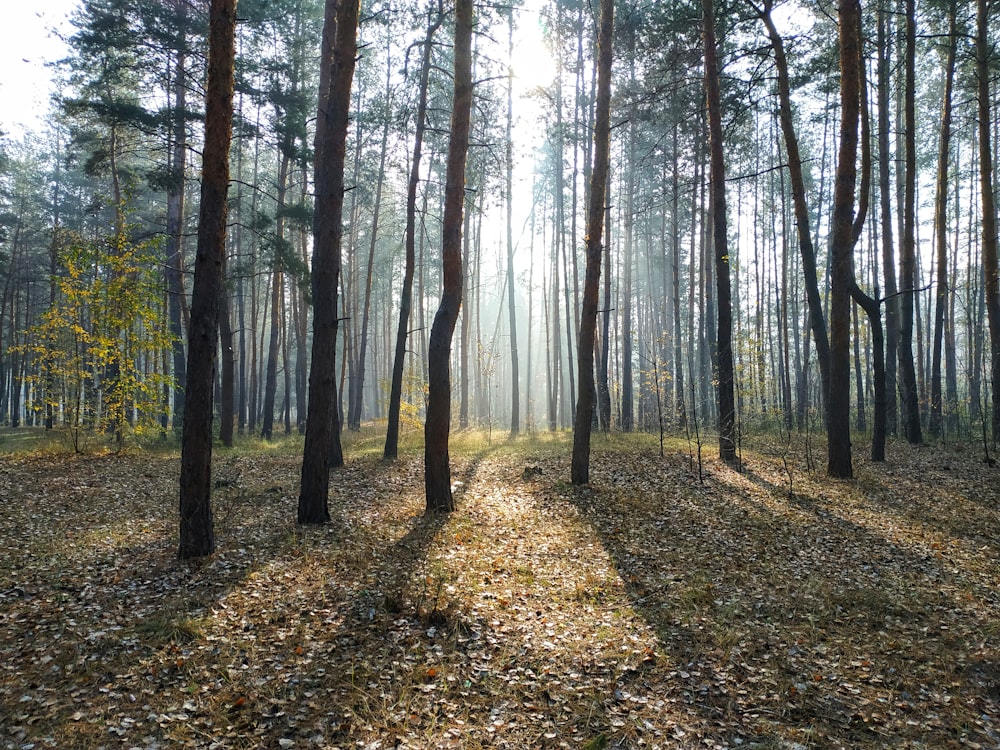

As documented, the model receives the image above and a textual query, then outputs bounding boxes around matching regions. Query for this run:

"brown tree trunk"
[166,3,188,436]
[178,0,237,559]
[756,0,830,421]
[898,0,923,444]
[571,0,613,484]
[876,7,899,436]
[930,3,957,438]
[977,0,1000,443]
[297,0,359,524]
[827,0,861,478]
[702,0,737,463]
[384,8,442,460]
[424,0,473,511]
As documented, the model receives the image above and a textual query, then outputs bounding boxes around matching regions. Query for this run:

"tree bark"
[702,0,737,463]
[571,0,613,485]
[385,8,442,460]
[827,0,861,478]
[178,0,236,559]
[930,3,957,438]
[424,0,473,511]
[898,0,923,444]
[977,0,1000,443]
[755,0,830,422]
[298,0,359,524]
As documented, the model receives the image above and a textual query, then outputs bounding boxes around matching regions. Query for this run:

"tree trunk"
[297,0,359,524]
[702,0,736,463]
[424,0,473,511]
[977,0,1000,443]
[166,4,188,436]
[898,0,923,445]
[930,3,957,438]
[571,0,613,485]
[757,0,830,422]
[876,6,899,436]
[827,0,861,478]
[384,8,442,460]
[178,0,236,559]
[219,285,235,447]
[505,16,520,435]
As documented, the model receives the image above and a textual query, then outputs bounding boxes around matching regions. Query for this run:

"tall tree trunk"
[298,0,358,524]
[930,3,957,438]
[702,0,736,462]
[898,0,923,444]
[385,7,441,460]
[424,0,473,511]
[261,154,290,439]
[977,0,1000,443]
[178,0,236,559]
[166,4,188,436]
[756,0,830,421]
[505,14,520,435]
[827,0,861,478]
[571,0,613,484]
[350,68,391,432]
[876,5,898,436]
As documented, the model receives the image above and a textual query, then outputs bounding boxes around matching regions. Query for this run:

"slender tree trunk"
[219,283,235,447]
[166,7,188,435]
[350,71,391,431]
[702,0,736,462]
[385,8,441,460]
[571,0,613,484]
[757,0,830,421]
[898,0,923,444]
[876,6,898,436]
[977,0,1000,443]
[505,15,520,435]
[178,0,236,558]
[298,0,358,524]
[930,3,957,438]
[424,0,473,510]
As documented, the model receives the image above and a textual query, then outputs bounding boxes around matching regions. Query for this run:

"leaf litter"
[1,435,999,749]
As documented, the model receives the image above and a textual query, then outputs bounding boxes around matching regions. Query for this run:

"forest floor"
[2,427,1000,750]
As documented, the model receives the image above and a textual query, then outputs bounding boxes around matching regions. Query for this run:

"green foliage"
[17,224,174,449]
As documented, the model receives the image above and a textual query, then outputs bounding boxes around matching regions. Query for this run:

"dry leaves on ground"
[1,432,999,749]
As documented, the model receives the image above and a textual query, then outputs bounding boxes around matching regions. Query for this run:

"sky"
[0,2,78,137]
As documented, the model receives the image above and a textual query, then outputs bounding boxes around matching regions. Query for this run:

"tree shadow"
[562,447,1000,749]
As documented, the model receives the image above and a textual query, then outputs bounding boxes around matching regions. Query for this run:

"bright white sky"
[0,2,78,136]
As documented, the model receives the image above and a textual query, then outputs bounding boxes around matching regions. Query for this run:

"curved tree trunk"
[178,0,237,558]
[424,0,473,511]
[756,0,830,422]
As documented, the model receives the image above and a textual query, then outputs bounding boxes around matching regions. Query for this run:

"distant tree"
[385,5,443,460]
[424,0,474,511]
[178,0,238,559]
